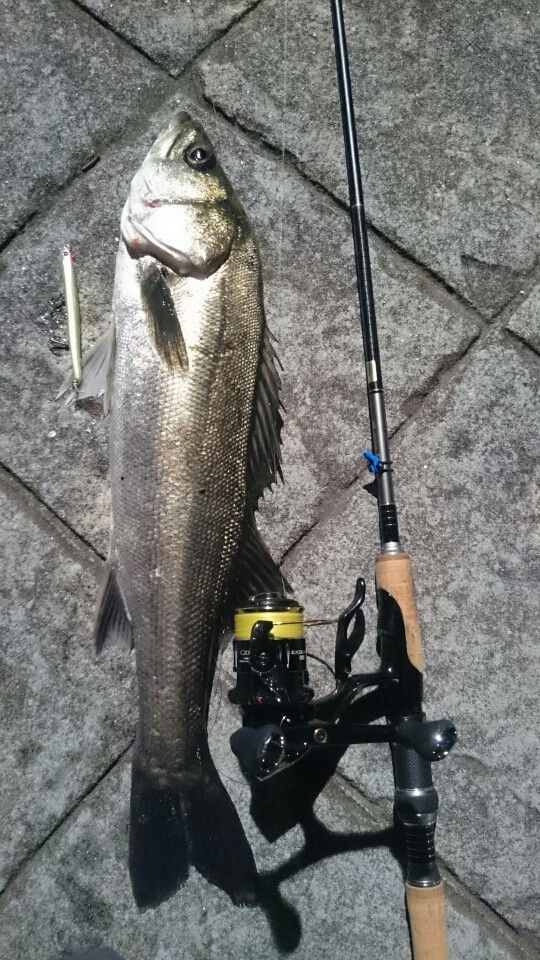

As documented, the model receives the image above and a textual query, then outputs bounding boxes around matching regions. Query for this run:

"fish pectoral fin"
[55,324,115,415]
[93,565,133,653]
[231,516,291,608]
[140,262,189,373]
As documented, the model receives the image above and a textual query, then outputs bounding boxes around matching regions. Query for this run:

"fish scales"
[112,241,262,775]
[85,114,285,908]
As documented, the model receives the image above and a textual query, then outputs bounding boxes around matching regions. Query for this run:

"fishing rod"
[228,2,456,956]
[330,0,453,955]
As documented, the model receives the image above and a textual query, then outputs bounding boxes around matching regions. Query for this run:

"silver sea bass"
[90,113,286,907]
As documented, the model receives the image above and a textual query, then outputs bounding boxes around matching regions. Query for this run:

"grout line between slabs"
[0,0,264,260]
[197,97,497,327]
[172,0,268,78]
[67,0,266,77]
[278,322,485,566]
[505,326,540,359]
[279,293,539,566]
[199,86,540,330]
[0,461,105,564]
[0,741,133,904]
[67,0,166,71]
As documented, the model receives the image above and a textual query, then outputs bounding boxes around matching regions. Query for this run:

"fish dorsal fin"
[232,517,290,609]
[228,324,289,611]
[94,566,133,653]
[140,263,189,373]
[246,325,284,509]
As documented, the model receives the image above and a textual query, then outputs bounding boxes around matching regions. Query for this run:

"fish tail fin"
[129,763,188,909]
[129,755,257,909]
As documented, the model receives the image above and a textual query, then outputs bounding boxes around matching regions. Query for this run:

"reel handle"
[230,724,285,780]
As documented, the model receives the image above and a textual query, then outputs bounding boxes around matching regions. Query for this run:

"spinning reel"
[229,583,457,886]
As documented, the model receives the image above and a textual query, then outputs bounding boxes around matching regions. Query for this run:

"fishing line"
[208,646,226,735]
[277,0,290,325]
[188,0,195,92]
[306,652,336,678]
[281,618,337,627]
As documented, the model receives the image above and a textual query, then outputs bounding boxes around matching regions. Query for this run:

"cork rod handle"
[376,552,450,959]
[375,552,424,673]
[406,882,449,960]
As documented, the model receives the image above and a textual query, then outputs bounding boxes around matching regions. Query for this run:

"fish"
[71,112,288,909]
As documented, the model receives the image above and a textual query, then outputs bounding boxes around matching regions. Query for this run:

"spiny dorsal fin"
[94,566,133,653]
[140,263,188,373]
[224,327,290,621]
[247,326,284,508]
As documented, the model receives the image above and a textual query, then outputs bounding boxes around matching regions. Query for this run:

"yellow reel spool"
[234,593,304,641]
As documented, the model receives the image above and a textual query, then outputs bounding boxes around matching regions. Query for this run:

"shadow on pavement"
[257,814,398,953]
[250,750,404,953]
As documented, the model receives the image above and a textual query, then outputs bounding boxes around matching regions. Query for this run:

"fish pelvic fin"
[93,566,133,653]
[129,753,257,909]
[140,262,189,373]
[55,324,115,415]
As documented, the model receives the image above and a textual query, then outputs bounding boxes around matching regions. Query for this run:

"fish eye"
[184,144,214,171]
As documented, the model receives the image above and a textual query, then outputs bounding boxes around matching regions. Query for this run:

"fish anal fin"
[93,566,133,653]
[140,263,188,373]
[55,324,115,415]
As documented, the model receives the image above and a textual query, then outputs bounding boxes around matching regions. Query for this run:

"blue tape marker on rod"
[363,450,384,474]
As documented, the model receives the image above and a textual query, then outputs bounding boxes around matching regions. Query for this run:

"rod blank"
[330,0,399,548]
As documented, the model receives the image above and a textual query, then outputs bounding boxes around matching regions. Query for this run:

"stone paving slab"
[0,0,172,246]
[507,285,540,354]
[0,468,135,891]
[199,0,539,318]
[0,86,478,559]
[283,330,540,938]
[0,690,526,960]
[79,0,261,75]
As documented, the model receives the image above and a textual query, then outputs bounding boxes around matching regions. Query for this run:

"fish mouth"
[120,111,198,276]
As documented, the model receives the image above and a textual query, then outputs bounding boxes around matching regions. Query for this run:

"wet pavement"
[0,1,537,959]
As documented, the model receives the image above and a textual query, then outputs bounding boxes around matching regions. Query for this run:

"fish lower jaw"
[124,234,191,277]
[120,204,191,276]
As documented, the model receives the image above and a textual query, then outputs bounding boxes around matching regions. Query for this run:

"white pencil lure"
[61,246,82,388]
